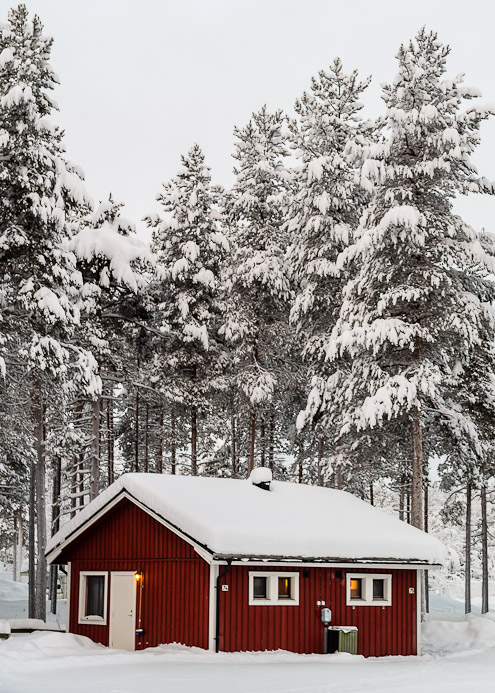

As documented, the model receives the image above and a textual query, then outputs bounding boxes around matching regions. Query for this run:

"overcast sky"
[2,0,494,238]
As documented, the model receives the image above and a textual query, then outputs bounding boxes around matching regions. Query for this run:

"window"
[249,572,299,606]
[78,571,108,624]
[253,576,268,599]
[346,573,392,606]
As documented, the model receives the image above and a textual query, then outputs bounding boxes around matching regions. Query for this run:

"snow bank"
[0,631,104,659]
[0,620,11,634]
[47,473,446,565]
[0,578,28,601]
[423,614,495,654]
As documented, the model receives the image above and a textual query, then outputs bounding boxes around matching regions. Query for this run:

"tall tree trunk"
[268,411,275,471]
[317,438,324,487]
[411,407,423,529]
[28,455,35,618]
[14,514,23,582]
[191,405,198,476]
[157,404,164,473]
[298,439,303,483]
[134,388,140,473]
[481,484,489,614]
[260,417,266,467]
[411,337,424,529]
[12,515,18,582]
[465,481,472,614]
[171,407,176,475]
[107,388,114,485]
[32,388,46,621]
[191,365,198,476]
[424,470,429,614]
[50,455,61,615]
[369,481,374,506]
[231,414,237,476]
[248,406,256,475]
[90,398,100,500]
[144,401,150,473]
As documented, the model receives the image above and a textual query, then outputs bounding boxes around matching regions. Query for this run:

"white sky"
[2,0,495,238]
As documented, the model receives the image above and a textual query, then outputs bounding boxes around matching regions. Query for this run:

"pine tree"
[146,144,229,476]
[221,106,292,474]
[287,59,371,481]
[0,5,99,618]
[322,28,495,529]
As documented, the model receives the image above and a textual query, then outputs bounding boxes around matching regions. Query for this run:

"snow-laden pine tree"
[288,59,371,481]
[146,144,229,476]
[220,106,292,474]
[0,5,99,618]
[319,29,495,529]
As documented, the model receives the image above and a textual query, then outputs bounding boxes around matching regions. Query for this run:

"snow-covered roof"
[46,473,446,566]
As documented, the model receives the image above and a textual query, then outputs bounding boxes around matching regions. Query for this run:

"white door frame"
[109,571,137,650]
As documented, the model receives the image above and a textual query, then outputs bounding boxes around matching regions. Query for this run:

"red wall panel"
[63,498,209,650]
[218,566,417,657]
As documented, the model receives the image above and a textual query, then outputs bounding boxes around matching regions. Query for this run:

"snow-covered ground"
[1,579,495,693]
[1,620,495,693]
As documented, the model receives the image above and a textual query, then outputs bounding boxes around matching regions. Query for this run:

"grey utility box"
[327,626,358,654]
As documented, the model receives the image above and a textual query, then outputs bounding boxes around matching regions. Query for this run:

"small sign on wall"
[222,585,229,592]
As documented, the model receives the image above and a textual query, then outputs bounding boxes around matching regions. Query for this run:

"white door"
[109,572,136,650]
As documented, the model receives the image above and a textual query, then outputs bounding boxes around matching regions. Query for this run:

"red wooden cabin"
[46,471,445,657]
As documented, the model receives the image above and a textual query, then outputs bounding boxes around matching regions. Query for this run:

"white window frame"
[346,573,392,607]
[248,571,299,606]
[78,571,108,625]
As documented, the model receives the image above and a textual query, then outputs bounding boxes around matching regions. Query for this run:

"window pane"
[86,576,105,617]
[253,576,267,599]
[278,577,291,599]
[373,579,385,600]
[350,578,362,600]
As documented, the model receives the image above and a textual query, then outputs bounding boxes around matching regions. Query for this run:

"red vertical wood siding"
[218,566,417,657]
[62,498,209,650]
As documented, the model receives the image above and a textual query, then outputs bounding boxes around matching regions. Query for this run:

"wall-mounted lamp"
[134,571,144,583]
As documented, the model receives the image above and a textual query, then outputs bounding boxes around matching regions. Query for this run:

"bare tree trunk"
[171,407,176,475]
[268,411,275,471]
[157,403,164,473]
[28,456,35,617]
[481,484,489,614]
[107,388,114,485]
[134,388,140,472]
[411,406,424,529]
[191,405,198,476]
[32,389,46,621]
[49,455,61,615]
[369,481,374,506]
[14,514,23,582]
[399,482,405,522]
[298,440,303,483]
[406,491,411,524]
[465,481,472,614]
[144,401,149,473]
[317,438,324,487]
[424,471,429,614]
[260,417,266,467]
[231,414,237,476]
[90,398,100,500]
[13,515,18,582]
[248,406,256,475]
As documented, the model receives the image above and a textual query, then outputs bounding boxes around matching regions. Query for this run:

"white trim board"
[216,561,442,570]
[208,564,219,652]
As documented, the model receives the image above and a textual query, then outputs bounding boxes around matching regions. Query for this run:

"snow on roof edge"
[46,473,447,566]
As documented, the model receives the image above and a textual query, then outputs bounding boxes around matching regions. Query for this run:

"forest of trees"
[0,5,494,620]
